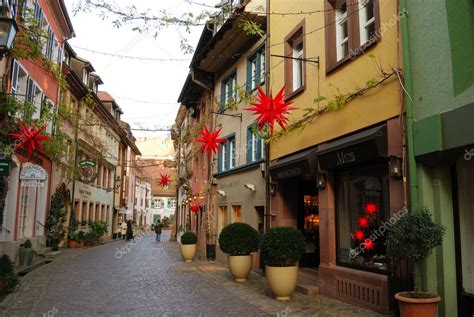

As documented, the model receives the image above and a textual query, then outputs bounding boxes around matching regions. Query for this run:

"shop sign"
[276,166,303,179]
[336,150,356,166]
[21,180,45,187]
[20,164,47,180]
[0,159,11,176]
[79,160,97,183]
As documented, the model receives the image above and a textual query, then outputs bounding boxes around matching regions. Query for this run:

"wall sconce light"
[317,172,326,189]
[244,184,256,192]
[389,156,402,179]
[270,211,277,218]
[0,16,19,59]
[217,190,226,197]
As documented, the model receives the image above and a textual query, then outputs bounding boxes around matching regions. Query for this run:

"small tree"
[46,190,67,250]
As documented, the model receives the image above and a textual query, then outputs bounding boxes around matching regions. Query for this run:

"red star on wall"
[158,174,170,187]
[9,122,50,159]
[364,239,375,250]
[358,217,368,228]
[194,126,227,155]
[190,204,200,213]
[244,86,297,137]
[365,203,378,215]
[354,230,365,241]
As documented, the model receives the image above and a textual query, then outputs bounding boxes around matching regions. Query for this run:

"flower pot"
[395,292,441,317]
[180,244,197,262]
[265,265,299,301]
[80,241,85,248]
[69,240,78,249]
[24,249,35,266]
[228,255,253,282]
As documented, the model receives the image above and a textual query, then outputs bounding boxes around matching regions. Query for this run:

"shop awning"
[269,148,318,181]
[315,124,387,170]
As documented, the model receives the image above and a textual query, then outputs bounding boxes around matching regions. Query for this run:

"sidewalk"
[162,241,388,317]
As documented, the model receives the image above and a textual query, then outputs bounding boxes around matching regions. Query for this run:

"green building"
[402,0,474,315]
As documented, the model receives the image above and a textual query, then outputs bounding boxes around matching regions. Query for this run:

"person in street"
[155,220,163,242]
[121,220,127,240]
[126,219,134,240]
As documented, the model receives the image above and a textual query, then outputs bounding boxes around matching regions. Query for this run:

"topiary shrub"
[218,222,259,256]
[260,227,305,267]
[23,239,32,249]
[0,255,18,293]
[181,231,197,245]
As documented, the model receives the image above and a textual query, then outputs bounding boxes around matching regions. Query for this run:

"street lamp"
[0,16,18,58]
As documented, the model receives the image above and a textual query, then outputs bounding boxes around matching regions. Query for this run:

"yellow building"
[267,0,405,313]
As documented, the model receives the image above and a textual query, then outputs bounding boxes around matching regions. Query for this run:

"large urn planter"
[24,249,35,266]
[265,265,299,300]
[260,227,305,301]
[180,232,198,263]
[218,223,259,282]
[395,292,441,317]
[228,255,253,282]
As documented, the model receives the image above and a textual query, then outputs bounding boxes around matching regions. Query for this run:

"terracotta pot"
[395,292,441,317]
[69,240,78,249]
[265,265,299,301]
[180,244,197,262]
[228,255,252,282]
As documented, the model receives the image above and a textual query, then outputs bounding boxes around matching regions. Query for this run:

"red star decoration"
[244,86,297,137]
[190,204,200,213]
[354,230,365,241]
[365,203,378,215]
[358,217,369,228]
[364,239,375,250]
[194,126,227,155]
[9,122,50,159]
[158,174,171,187]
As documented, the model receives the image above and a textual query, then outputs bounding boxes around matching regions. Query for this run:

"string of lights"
[71,45,192,62]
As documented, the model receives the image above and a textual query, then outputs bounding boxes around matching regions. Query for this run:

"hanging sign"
[20,164,47,181]
[79,160,97,183]
[21,180,45,187]
[0,159,11,176]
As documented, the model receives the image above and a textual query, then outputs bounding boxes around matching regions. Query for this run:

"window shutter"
[257,136,263,160]
[220,81,225,112]
[217,151,222,172]
[246,126,252,163]
[246,59,252,92]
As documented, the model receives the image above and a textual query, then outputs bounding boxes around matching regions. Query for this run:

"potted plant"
[260,227,305,301]
[77,231,86,247]
[0,255,18,295]
[46,189,67,251]
[68,232,78,249]
[22,239,36,266]
[180,231,197,262]
[386,207,446,317]
[218,222,259,282]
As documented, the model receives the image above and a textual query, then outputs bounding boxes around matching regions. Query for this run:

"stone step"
[296,284,320,296]
[36,247,52,256]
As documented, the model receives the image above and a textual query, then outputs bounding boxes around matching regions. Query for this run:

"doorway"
[297,180,320,268]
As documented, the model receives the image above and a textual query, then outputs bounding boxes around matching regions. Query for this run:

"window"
[336,164,390,272]
[217,135,236,172]
[45,27,54,60]
[220,72,237,111]
[247,124,264,163]
[218,206,228,236]
[231,205,242,223]
[284,20,305,97]
[170,199,176,208]
[325,0,380,72]
[247,46,265,91]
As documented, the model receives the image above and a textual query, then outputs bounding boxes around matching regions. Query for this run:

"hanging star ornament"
[158,173,171,187]
[9,122,51,159]
[194,126,227,155]
[244,85,297,137]
[190,204,200,213]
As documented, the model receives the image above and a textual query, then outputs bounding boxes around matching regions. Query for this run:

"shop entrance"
[297,180,320,268]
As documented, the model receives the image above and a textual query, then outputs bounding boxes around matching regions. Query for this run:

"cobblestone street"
[2,231,386,317]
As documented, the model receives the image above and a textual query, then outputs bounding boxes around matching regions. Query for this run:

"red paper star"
[194,126,227,155]
[358,217,368,228]
[244,86,297,137]
[190,204,200,213]
[9,122,50,159]
[365,203,378,215]
[158,174,170,187]
[364,239,374,250]
[354,230,365,241]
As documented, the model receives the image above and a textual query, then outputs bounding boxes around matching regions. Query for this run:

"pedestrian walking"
[155,220,163,242]
[121,220,127,240]
[126,219,134,241]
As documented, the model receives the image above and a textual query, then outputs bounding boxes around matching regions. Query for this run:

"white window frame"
[359,0,376,45]
[221,144,227,171]
[229,137,235,169]
[336,4,349,61]
[292,37,303,91]
[251,133,258,161]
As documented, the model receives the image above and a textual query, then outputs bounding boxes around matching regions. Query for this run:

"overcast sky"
[66,1,211,137]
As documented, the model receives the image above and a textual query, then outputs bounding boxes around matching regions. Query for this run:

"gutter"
[399,0,418,211]
[190,69,213,92]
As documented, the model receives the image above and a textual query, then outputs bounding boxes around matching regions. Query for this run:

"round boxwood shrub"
[181,231,197,245]
[260,227,305,267]
[218,222,259,255]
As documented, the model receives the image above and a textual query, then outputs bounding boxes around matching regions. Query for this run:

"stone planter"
[395,292,441,317]
[228,255,253,282]
[265,265,299,300]
[180,244,197,262]
[18,248,25,266]
[24,249,35,266]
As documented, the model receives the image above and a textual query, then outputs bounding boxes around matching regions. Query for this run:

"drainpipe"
[264,0,270,231]
[399,0,418,212]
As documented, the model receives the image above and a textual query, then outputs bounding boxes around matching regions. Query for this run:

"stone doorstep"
[295,284,320,296]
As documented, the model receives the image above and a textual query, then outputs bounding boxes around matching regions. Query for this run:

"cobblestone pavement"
[2,230,387,317]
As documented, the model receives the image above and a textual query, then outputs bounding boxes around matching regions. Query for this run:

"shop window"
[81,201,88,223]
[218,206,228,236]
[336,164,390,272]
